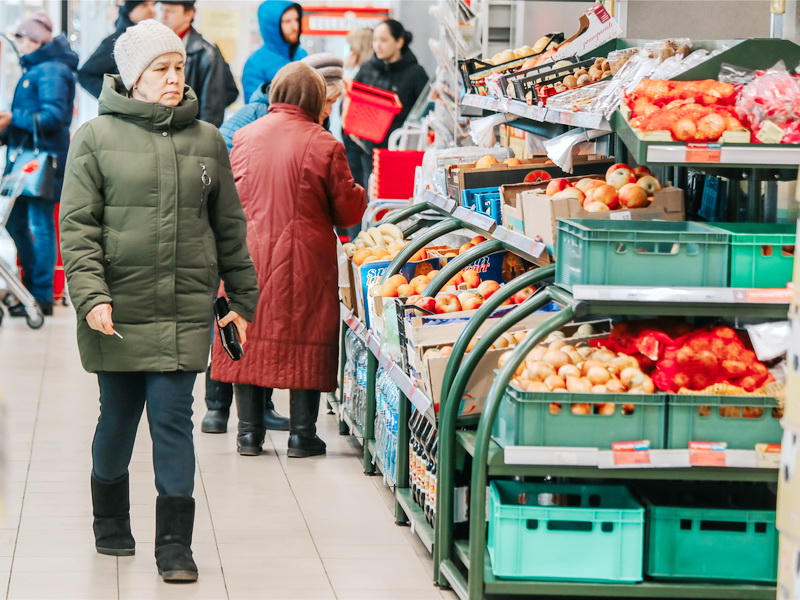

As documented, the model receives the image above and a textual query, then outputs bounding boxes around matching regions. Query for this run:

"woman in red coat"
[212,62,366,458]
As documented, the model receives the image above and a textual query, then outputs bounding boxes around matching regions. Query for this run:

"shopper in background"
[241,0,307,101]
[0,12,77,317]
[77,1,157,98]
[351,19,428,188]
[219,53,345,150]
[60,20,258,583]
[157,0,238,126]
[211,62,365,459]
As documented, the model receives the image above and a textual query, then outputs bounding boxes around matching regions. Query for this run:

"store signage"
[685,143,722,163]
[302,6,391,36]
[688,441,727,467]
[611,440,651,466]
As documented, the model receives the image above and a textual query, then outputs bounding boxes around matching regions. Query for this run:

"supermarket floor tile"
[0,307,457,599]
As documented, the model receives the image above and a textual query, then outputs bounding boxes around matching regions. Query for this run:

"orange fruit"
[353,249,373,266]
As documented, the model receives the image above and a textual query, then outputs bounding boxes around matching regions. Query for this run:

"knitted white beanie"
[114,19,187,90]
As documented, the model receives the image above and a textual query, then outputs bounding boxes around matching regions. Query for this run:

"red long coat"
[211,103,366,391]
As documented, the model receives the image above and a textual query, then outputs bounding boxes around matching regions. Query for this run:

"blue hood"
[20,35,79,72]
[249,82,270,104]
[258,0,303,61]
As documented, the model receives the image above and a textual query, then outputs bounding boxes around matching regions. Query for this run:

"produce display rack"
[461,93,612,131]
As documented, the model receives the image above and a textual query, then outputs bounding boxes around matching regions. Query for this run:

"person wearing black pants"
[201,371,288,434]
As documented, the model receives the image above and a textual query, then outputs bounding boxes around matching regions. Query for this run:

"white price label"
[610,211,632,220]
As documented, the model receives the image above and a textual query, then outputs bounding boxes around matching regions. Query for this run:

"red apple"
[636,175,662,196]
[633,165,652,178]
[406,295,421,304]
[587,184,619,210]
[584,201,611,212]
[458,291,484,311]
[512,286,537,304]
[397,283,416,297]
[552,188,586,204]
[575,178,605,193]
[435,294,462,314]
[545,178,572,196]
[606,168,636,190]
[619,183,650,208]
[445,273,464,290]
[462,269,481,289]
[413,296,437,314]
[477,280,501,300]
[606,163,633,177]
[408,275,430,288]
[427,270,440,280]
[470,235,488,245]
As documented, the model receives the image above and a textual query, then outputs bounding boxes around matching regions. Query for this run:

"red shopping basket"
[342,82,402,144]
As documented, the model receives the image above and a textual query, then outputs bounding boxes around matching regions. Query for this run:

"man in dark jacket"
[77,1,156,99]
[158,0,239,126]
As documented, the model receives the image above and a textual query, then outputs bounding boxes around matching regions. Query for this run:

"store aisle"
[0,307,457,600]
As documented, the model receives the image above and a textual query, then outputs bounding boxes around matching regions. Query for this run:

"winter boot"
[287,390,327,458]
[234,384,266,456]
[91,472,135,556]
[262,388,289,431]
[200,370,233,434]
[155,495,198,583]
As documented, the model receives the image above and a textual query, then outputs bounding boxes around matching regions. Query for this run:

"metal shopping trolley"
[0,173,44,329]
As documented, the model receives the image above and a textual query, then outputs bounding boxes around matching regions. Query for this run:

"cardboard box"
[339,258,358,317]
[550,5,622,63]
[778,426,800,540]
[778,532,800,600]
[445,157,552,201]
[427,249,534,287]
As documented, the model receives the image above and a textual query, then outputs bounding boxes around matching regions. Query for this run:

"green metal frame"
[380,202,432,225]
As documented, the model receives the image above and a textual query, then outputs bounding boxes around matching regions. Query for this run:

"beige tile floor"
[0,305,458,600]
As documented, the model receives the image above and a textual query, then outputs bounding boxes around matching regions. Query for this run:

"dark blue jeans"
[6,197,56,303]
[93,371,197,496]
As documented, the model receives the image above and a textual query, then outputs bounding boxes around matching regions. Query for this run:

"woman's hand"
[87,303,115,335]
[219,310,248,345]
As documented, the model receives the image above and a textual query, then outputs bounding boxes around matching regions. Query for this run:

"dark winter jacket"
[76,12,134,99]
[211,103,366,391]
[60,75,259,373]
[353,50,428,148]
[1,35,78,192]
[242,1,308,101]
[220,84,269,150]
[184,27,240,127]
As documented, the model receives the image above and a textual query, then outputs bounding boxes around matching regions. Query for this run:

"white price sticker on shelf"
[610,210,632,221]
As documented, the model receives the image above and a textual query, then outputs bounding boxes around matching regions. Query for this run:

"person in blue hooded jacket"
[242,0,307,101]
[0,12,78,317]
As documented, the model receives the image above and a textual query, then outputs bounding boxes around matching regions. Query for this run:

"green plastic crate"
[488,481,644,582]
[706,222,796,288]
[640,484,778,582]
[555,219,729,291]
[667,394,783,449]
[493,386,667,449]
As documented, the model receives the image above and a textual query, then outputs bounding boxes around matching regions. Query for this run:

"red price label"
[689,449,727,467]
[685,143,721,163]
[613,450,651,466]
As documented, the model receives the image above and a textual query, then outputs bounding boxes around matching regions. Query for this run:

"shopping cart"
[0,173,44,329]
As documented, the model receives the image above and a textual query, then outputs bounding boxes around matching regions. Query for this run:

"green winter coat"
[60,75,259,373]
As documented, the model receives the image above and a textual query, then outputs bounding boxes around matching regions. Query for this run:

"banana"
[367,227,385,247]
[342,243,356,257]
[354,239,365,250]
[382,234,396,246]
[361,230,379,247]
[377,222,404,241]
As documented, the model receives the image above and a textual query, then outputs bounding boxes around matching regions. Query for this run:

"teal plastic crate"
[488,481,644,582]
[667,394,783,449]
[706,222,795,288]
[640,484,778,582]
[555,219,729,291]
[493,386,667,449]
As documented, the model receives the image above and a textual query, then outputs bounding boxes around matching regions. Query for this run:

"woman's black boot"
[91,472,135,556]
[234,384,266,456]
[262,387,289,431]
[201,370,233,434]
[287,390,326,458]
[155,495,198,583]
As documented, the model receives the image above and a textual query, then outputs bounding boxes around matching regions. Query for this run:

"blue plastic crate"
[461,186,502,224]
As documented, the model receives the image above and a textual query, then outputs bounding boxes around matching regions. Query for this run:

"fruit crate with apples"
[555,219,729,291]
[705,223,796,289]
[487,480,645,582]
[492,384,668,449]
[667,393,784,450]
[638,483,778,583]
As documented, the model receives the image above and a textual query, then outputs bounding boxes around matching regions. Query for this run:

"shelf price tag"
[685,143,721,163]
[611,440,651,466]
[689,441,727,467]
[558,110,572,125]
[609,210,632,221]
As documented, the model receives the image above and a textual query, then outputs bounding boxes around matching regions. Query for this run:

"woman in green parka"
[59,20,258,583]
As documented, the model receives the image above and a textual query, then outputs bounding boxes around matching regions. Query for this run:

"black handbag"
[213,296,244,361]
[6,114,57,202]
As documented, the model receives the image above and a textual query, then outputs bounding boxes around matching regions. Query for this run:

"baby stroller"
[0,172,45,329]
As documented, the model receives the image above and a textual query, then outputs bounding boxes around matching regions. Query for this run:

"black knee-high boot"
[234,384,266,456]
[287,390,326,458]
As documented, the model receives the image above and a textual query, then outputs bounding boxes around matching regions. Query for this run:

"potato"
[577,74,591,86]
[563,75,578,88]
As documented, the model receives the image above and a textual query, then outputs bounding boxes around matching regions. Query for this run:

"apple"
[512,286,537,304]
[387,274,408,287]
[476,155,499,169]
[435,294,462,314]
[381,282,400,297]
[552,188,586,204]
[504,157,522,166]
[414,282,429,295]
[458,243,475,254]
[636,175,662,196]
[619,183,650,208]
[427,270,440,280]
[458,291,484,311]
[410,249,428,262]
[606,163,634,177]
[470,236,488,245]
[633,165,652,178]
[396,283,416,297]
[477,280,501,300]
[575,178,604,193]
[584,201,611,212]
[408,275,430,288]
[413,296,437,314]
[606,168,636,190]
[462,269,481,289]
[406,295,421,304]
[587,184,619,210]
[545,178,572,196]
